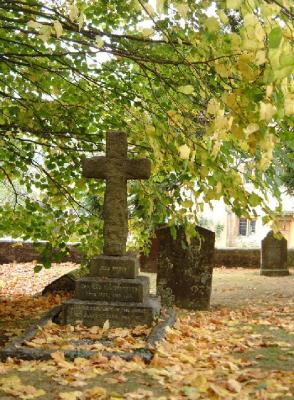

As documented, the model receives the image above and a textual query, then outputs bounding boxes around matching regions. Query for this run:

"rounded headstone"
[260,231,289,277]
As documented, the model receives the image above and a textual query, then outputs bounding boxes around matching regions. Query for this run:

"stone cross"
[82,131,151,256]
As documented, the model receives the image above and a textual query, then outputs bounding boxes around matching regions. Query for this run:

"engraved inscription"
[76,279,145,302]
[67,303,152,327]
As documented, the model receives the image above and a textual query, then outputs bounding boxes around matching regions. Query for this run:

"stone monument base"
[260,268,290,277]
[58,254,161,328]
[58,297,161,328]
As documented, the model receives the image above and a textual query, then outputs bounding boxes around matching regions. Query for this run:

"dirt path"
[211,267,294,307]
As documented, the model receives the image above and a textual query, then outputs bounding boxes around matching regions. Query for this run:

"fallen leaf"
[102,319,110,332]
[226,378,242,393]
[59,391,82,400]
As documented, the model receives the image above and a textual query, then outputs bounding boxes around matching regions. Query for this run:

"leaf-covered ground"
[0,263,293,399]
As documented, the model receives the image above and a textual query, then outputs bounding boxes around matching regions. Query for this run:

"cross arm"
[126,159,151,179]
[82,156,107,179]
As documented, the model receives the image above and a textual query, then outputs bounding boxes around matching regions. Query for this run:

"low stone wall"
[0,240,82,264]
[0,241,293,269]
[214,248,260,268]
[214,248,294,268]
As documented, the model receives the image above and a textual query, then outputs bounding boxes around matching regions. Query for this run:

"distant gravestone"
[260,231,289,277]
[59,131,160,327]
[154,225,215,310]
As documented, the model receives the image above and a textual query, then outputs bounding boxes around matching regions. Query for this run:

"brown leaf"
[226,379,242,393]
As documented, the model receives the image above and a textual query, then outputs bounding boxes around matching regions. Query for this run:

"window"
[239,218,247,236]
[249,220,256,234]
[239,219,256,236]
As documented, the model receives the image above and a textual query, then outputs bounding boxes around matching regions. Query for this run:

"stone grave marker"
[59,131,160,327]
[143,225,215,309]
[260,231,289,276]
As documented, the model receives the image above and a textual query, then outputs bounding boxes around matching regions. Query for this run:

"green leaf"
[34,264,43,273]
[226,0,242,9]
[279,53,294,67]
[249,193,261,207]
[268,27,283,48]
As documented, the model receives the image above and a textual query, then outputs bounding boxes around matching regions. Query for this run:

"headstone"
[260,231,289,276]
[59,131,160,327]
[152,225,215,309]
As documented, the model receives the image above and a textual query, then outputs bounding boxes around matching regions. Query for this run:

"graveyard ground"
[0,263,293,399]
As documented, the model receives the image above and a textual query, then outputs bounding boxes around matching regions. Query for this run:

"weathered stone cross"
[82,131,151,256]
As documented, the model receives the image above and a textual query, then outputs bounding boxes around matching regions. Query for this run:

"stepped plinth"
[59,132,160,327]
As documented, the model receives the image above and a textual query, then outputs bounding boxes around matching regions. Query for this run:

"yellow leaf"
[191,375,208,392]
[141,28,154,37]
[0,375,21,386]
[280,77,289,94]
[156,0,164,13]
[226,0,242,9]
[226,379,242,393]
[285,94,294,115]
[95,36,104,48]
[212,141,220,157]
[176,3,189,18]
[260,102,277,121]
[85,386,107,397]
[207,99,220,115]
[51,351,65,363]
[182,200,193,208]
[260,3,280,17]
[178,144,190,159]
[145,125,156,135]
[230,33,242,49]
[205,17,220,33]
[89,325,99,334]
[244,123,259,136]
[27,20,42,30]
[215,63,230,78]
[59,391,82,400]
[51,351,74,368]
[255,50,266,65]
[243,38,262,50]
[78,14,84,31]
[69,4,79,22]
[266,85,273,97]
[144,3,156,16]
[102,319,110,331]
[217,10,229,24]
[39,25,52,42]
[200,166,208,178]
[255,23,265,42]
[244,13,258,27]
[53,21,63,38]
[178,85,194,95]
[216,181,222,194]
[209,383,231,397]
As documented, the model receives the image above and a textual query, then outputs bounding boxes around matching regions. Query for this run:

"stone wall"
[213,248,260,268]
[0,241,293,269]
[214,248,294,268]
[0,240,82,264]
